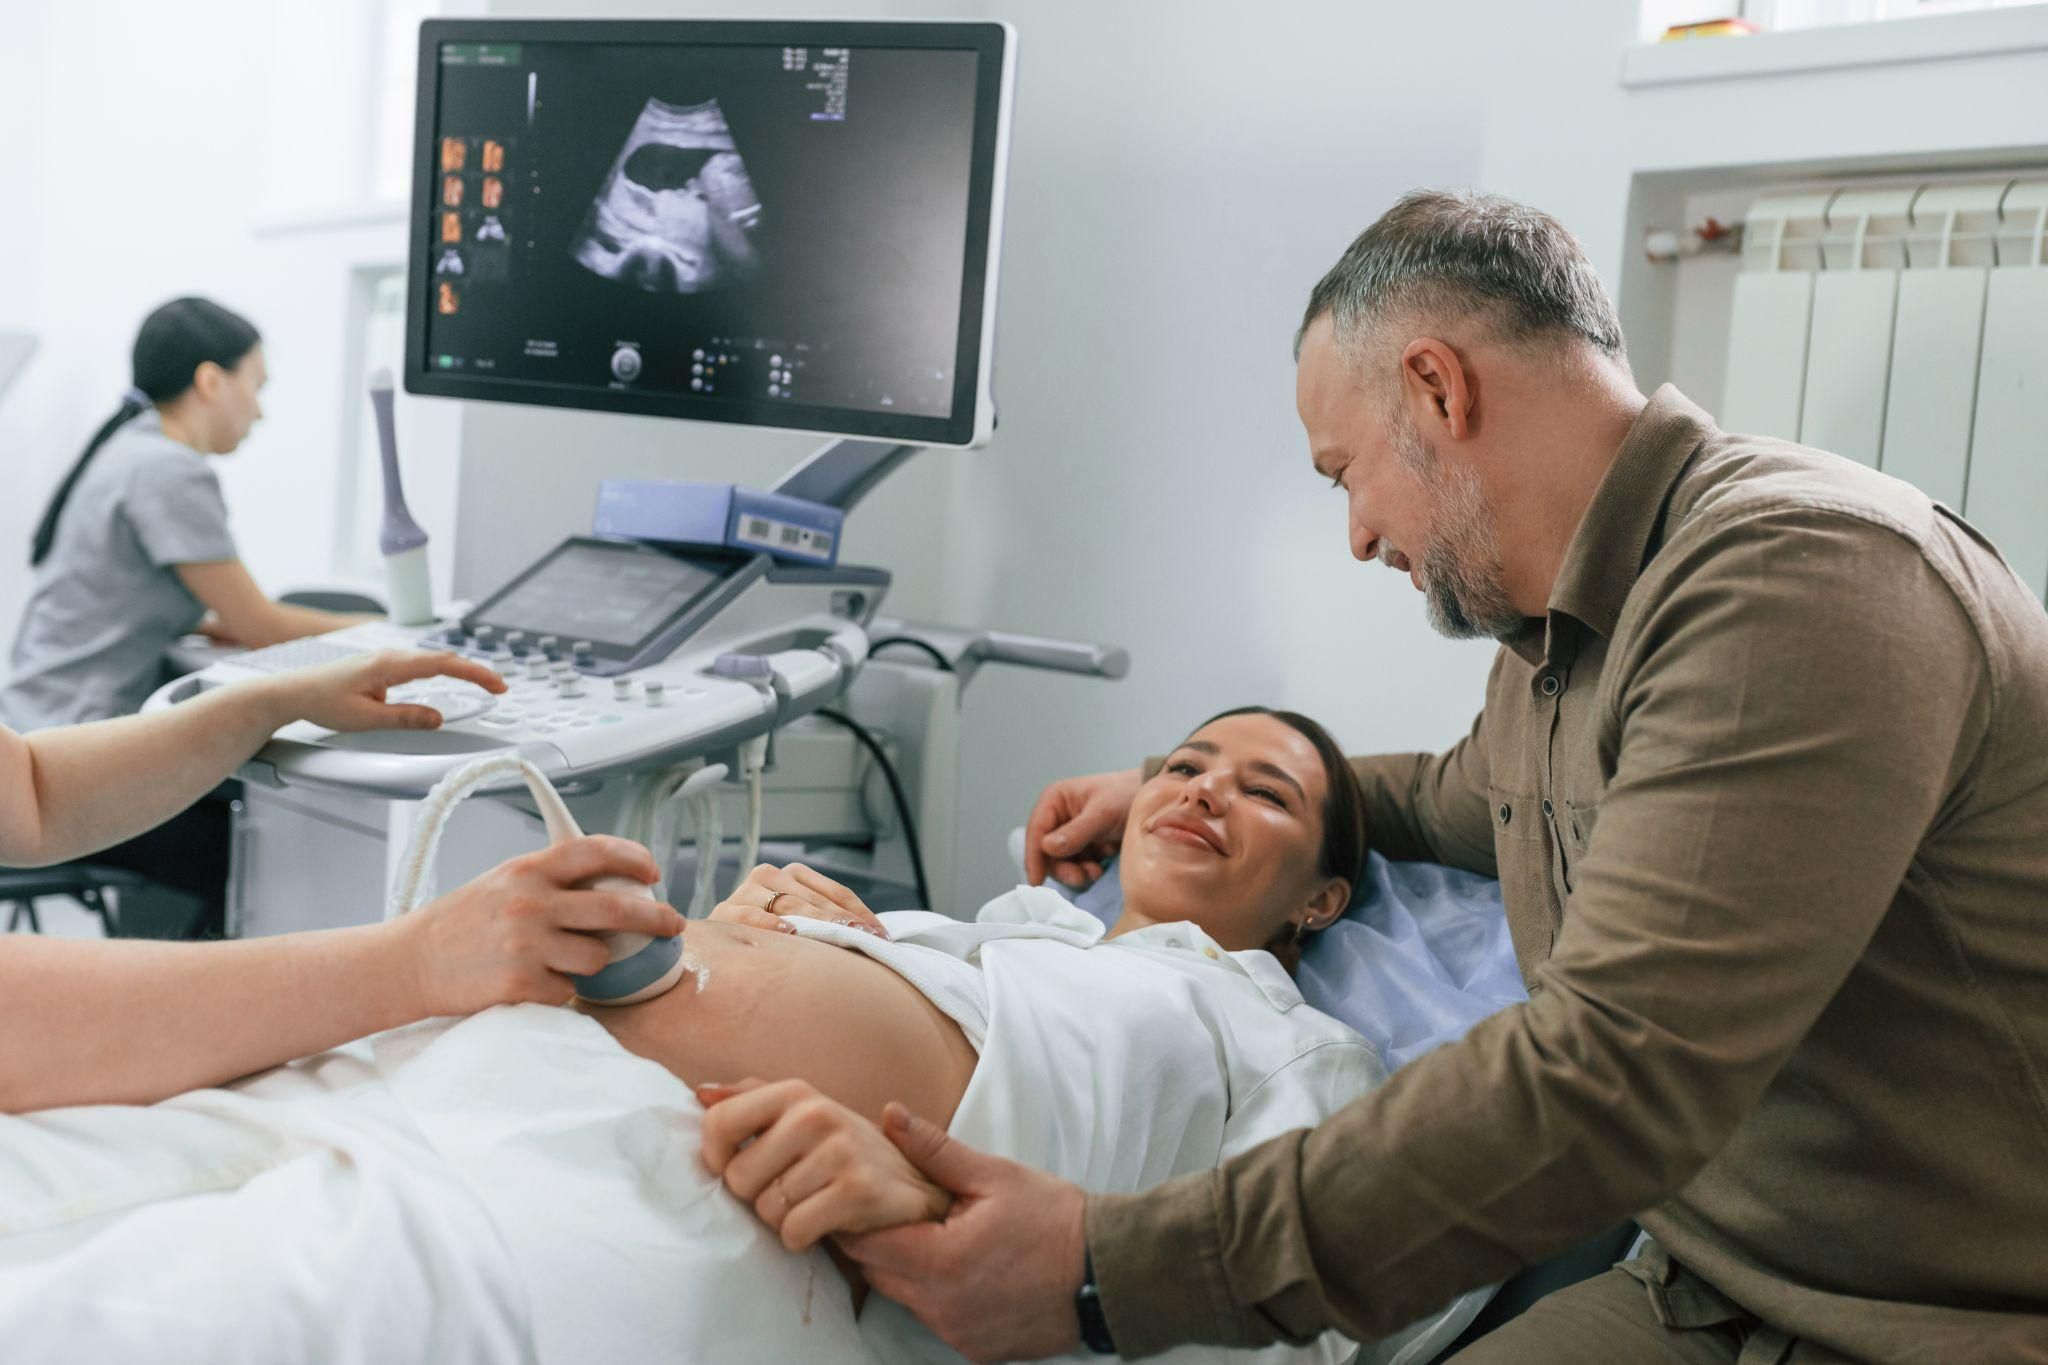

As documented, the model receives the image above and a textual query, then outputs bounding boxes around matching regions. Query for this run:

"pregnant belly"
[578,920,978,1129]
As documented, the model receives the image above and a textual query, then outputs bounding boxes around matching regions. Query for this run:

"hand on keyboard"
[265,649,508,733]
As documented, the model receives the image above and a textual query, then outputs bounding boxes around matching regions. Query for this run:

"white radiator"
[1723,178,2048,599]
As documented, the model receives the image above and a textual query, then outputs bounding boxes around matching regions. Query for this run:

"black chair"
[0,863,152,936]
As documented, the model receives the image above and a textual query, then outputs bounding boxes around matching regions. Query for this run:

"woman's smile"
[1151,811,1225,854]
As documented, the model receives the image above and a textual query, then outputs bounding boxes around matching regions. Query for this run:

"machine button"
[526,659,549,680]
[643,680,666,706]
[571,719,593,728]
[612,678,634,701]
[558,679,584,698]
[610,345,642,382]
[600,715,624,724]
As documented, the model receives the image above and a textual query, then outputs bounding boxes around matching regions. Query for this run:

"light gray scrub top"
[0,410,237,731]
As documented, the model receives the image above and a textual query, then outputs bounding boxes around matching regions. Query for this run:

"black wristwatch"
[1075,1247,1118,1356]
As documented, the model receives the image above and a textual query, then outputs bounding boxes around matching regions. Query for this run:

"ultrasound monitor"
[405,20,1014,447]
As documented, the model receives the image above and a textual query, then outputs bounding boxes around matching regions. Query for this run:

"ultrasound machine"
[148,18,1125,932]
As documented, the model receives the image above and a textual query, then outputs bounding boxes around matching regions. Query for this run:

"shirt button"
[1498,802,1512,825]
[1202,946,1219,960]
[1542,798,1555,817]
[1540,674,1562,697]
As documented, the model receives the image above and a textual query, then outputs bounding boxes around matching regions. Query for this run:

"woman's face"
[194,346,266,454]
[1115,713,1347,952]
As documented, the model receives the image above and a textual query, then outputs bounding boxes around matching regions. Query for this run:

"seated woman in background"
[2,297,372,933]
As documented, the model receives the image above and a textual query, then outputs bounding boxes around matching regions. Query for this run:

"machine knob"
[557,676,584,698]
[612,677,634,701]
[505,630,527,656]
[538,634,560,660]
[642,679,666,706]
[712,652,774,681]
[572,640,595,662]
[474,626,497,649]
[526,657,549,680]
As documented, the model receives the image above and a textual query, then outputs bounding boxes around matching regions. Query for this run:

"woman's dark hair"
[30,297,261,567]
[1191,706,1368,957]
[1194,706,1368,886]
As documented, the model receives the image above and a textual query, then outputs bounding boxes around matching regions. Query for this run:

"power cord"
[867,636,955,672]
[814,708,932,910]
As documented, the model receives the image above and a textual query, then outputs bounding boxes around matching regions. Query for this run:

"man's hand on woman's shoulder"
[1023,766,1144,888]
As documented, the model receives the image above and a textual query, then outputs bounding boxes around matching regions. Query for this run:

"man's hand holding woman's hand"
[1023,766,1143,888]
[385,836,683,1016]
[697,1078,950,1251]
[710,861,889,939]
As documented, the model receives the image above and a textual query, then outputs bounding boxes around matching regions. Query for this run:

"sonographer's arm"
[0,836,683,1113]
[176,558,373,648]
[0,650,500,868]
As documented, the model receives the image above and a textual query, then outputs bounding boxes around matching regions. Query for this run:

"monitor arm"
[772,438,921,514]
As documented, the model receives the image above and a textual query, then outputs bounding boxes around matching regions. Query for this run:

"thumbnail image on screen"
[417,32,992,433]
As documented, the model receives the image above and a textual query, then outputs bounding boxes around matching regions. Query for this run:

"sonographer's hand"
[390,836,680,1014]
[711,862,889,939]
[1023,766,1142,888]
[698,1078,951,1252]
[265,649,507,733]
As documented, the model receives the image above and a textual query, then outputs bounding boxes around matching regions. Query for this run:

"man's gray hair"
[1296,189,1626,368]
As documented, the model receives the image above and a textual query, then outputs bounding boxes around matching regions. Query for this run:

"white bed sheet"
[0,1005,863,1364]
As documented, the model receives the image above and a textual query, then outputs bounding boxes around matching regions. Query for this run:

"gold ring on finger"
[764,890,786,914]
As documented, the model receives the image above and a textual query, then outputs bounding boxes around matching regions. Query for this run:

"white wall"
[0,2,457,657]
[467,0,1492,901]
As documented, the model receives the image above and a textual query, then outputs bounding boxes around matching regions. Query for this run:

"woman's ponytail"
[29,393,152,566]
[27,298,260,568]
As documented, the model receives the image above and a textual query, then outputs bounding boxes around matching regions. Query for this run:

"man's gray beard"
[1391,419,1523,642]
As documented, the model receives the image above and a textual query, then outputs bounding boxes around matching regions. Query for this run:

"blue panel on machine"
[592,480,843,566]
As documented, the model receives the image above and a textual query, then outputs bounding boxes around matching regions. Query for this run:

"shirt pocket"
[1485,782,1543,844]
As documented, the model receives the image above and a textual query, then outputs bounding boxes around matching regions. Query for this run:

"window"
[1641,0,2043,40]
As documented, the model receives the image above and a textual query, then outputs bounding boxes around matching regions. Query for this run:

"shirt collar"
[1543,384,1714,643]
[1108,920,1307,1013]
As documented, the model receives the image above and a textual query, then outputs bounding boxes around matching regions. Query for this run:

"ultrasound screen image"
[572,97,761,294]
[420,34,991,429]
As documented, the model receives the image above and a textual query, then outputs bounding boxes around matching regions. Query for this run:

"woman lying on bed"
[571,705,1482,1363]
[0,706,1476,1365]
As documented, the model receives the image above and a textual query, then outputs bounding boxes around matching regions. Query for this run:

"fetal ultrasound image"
[569,97,762,295]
